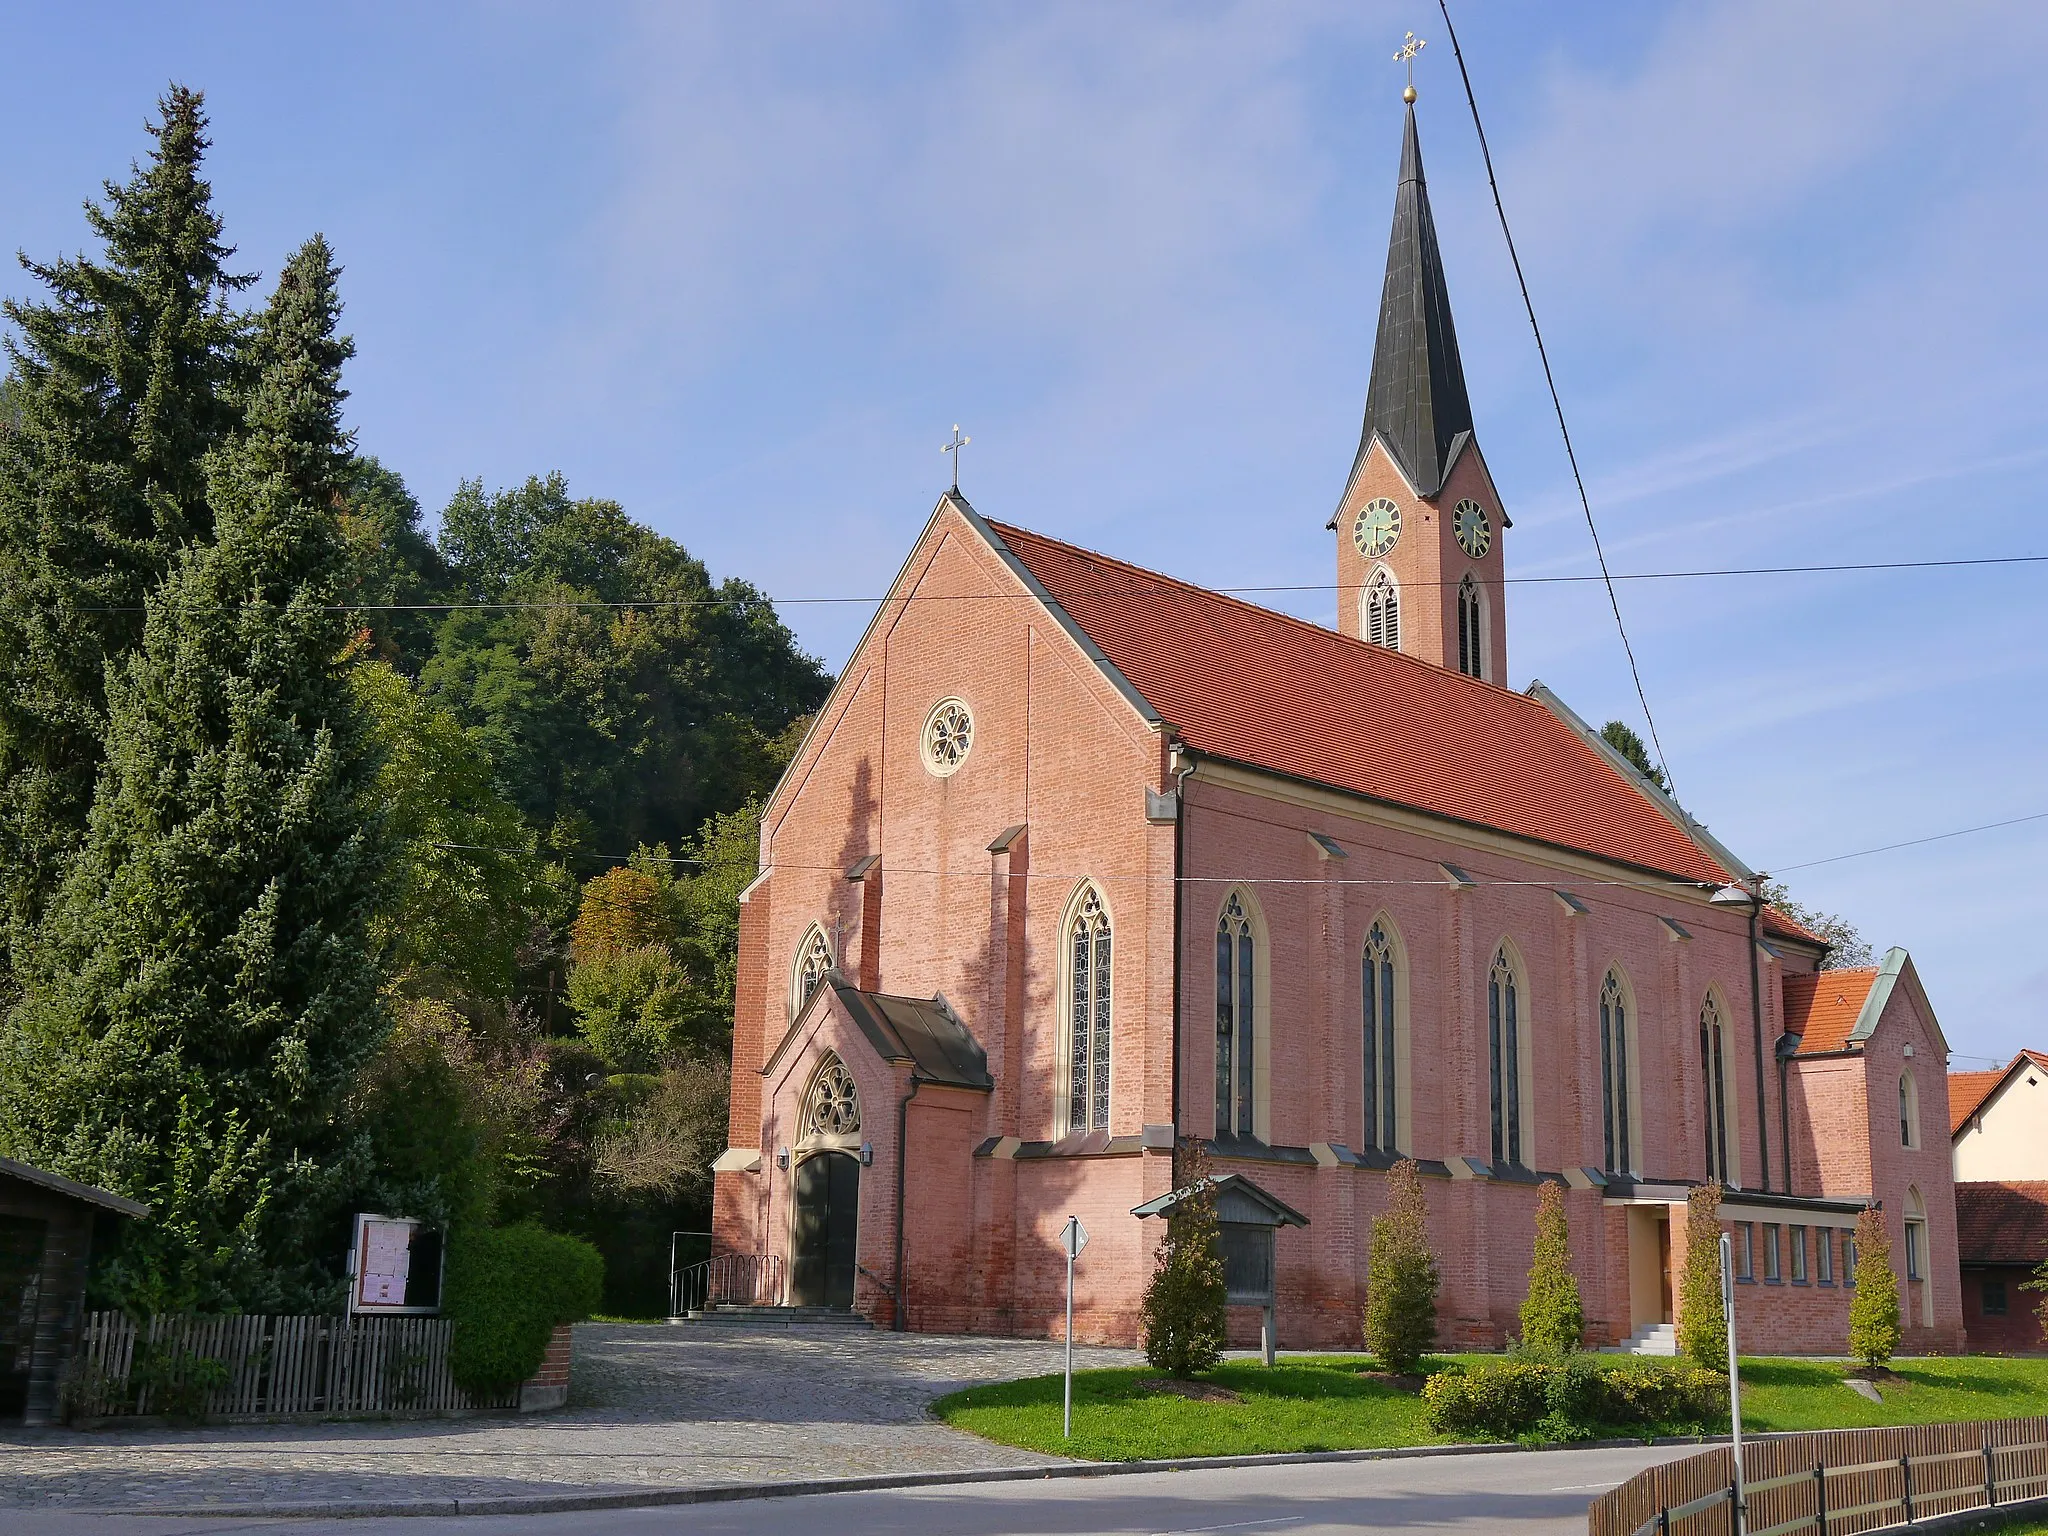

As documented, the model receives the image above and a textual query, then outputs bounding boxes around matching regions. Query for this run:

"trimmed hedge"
[443,1223,604,1396]
[1422,1355,1726,1440]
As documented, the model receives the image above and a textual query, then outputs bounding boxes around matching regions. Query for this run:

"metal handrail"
[670,1253,786,1316]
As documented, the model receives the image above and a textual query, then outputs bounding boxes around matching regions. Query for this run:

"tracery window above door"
[803,1056,861,1139]
[792,925,833,1016]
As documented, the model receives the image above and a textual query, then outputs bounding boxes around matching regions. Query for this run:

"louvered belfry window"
[1458,574,1483,679]
[1216,892,1257,1138]
[1365,568,1400,650]
[1361,923,1398,1152]
[1067,886,1112,1133]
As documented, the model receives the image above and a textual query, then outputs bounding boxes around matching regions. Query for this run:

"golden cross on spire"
[1393,30,1426,102]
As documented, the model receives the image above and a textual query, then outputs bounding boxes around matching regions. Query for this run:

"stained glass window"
[1216,892,1257,1138]
[1362,923,1398,1152]
[1600,970,1632,1174]
[1067,887,1112,1133]
[1488,946,1522,1166]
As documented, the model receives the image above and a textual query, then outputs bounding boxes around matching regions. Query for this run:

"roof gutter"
[1170,745,1196,1134]
[1747,885,1773,1193]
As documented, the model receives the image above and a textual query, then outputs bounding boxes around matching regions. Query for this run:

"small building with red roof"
[1947,1051,2048,1351]
[709,94,1964,1356]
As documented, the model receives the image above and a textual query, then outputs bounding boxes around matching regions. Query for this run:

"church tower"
[1331,97,1509,684]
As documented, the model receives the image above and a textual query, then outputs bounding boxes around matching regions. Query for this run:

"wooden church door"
[790,1152,859,1310]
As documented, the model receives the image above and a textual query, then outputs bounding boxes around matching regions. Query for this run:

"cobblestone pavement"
[0,1324,1141,1512]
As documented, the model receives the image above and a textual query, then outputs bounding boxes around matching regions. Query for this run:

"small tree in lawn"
[1677,1182,1727,1371]
[1848,1206,1901,1371]
[1519,1181,1583,1356]
[1363,1157,1440,1374]
[1140,1138,1227,1378]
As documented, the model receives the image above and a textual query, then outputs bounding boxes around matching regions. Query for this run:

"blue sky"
[4,2,2045,1065]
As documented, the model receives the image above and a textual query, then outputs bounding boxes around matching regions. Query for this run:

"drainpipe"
[1169,746,1195,1135]
[1746,881,1772,1193]
[892,1074,923,1332]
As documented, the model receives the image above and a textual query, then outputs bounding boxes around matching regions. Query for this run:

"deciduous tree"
[1141,1139,1228,1378]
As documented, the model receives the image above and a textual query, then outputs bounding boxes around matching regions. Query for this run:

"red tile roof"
[989,521,1733,885]
[1950,1050,2048,1135]
[1955,1182,2048,1266]
[1783,968,1879,1054]
[1762,905,1823,945]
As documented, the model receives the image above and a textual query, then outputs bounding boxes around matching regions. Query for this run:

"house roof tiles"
[1783,969,1879,1055]
[987,519,1733,885]
[1955,1181,2048,1266]
[1949,1050,2048,1135]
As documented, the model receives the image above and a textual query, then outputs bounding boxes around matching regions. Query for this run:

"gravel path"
[0,1323,1140,1512]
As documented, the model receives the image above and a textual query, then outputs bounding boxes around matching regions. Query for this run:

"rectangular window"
[1817,1226,1834,1284]
[1985,1277,2009,1317]
[1845,1234,1859,1287]
[1790,1225,1808,1283]
[1763,1224,1781,1282]
[1736,1222,1755,1281]
[1905,1221,1925,1283]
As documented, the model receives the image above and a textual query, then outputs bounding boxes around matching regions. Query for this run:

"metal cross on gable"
[941,424,970,493]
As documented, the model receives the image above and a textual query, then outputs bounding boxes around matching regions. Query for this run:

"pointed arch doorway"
[790,1151,859,1309]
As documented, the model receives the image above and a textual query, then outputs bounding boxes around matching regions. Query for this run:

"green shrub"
[1422,1356,1726,1440]
[1421,1359,1552,1437]
[1140,1140,1227,1379]
[1518,1182,1583,1356]
[443,1223,604,1396]
[1677,1182,1728,1370]
[1363,1158,1440,1374]
[1848,1206,1900,1370]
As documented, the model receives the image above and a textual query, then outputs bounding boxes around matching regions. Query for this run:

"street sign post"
[1721,1231,1746,1534]
[1060,1215,1089,1438]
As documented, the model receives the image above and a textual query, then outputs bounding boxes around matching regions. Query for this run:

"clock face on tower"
[1453,498,1492,559]
[1352,497,1402,558]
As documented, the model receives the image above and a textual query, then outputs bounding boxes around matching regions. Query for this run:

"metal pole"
[1721,1233,1745,1535]
[1063,1247,1075,1438]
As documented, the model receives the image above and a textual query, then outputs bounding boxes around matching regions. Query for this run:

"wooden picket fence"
[1589,1418,2048,1536]
[65,1311,517,1421]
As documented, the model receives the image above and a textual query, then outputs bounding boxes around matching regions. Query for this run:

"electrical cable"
[1436,0,1676,793]
[78,549,2048,615]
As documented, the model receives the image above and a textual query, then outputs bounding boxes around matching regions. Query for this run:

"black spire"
[1340,103,1474,504]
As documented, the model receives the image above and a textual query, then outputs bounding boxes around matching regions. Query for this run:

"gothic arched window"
[1487,945,1524,1166]
[792,925,833,1017]
[1457,574,1484,680]
[1216,890,1258,1138]
[1065,885,1113,1134]
[1900,1071,1920,1149]
[1701,991,1737,1187]
[1600,969,1635,1175]
[1362,922,1400,1152]
[1364,567,1400,651]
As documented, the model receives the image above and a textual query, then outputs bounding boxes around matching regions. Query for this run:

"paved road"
[1,1324,1138,1511]
[5,1444,1694,1535]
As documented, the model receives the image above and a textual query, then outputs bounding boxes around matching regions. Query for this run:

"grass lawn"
[933,1355,2048,1463]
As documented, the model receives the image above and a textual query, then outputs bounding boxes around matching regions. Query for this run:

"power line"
[1772,809,2048,874]
[82,549,2048,616]
[1436,0,1675,794]
[438,804,2048,887]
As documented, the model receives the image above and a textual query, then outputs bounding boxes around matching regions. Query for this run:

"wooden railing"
[66,1311,516,1420]
[1590,1419,2048,1536]
[670,1253,786,1316]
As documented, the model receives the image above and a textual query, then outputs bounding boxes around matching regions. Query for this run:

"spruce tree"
[1677,1182,1728,1370]
[1362,1157,1440,1374]
[0,237,387,1313]
[1847,1206,1901,1370]
[0,85,250,943]
[1140,1139,1228,1378]
[1518,1180,1583,1355]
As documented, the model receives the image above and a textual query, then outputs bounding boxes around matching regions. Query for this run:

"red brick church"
[710,101,1964,1354]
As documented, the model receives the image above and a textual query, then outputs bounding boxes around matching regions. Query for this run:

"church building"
[709,100,1964,1355]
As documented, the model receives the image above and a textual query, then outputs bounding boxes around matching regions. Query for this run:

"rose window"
[921,698,974,777]
[805,1059,861,1138]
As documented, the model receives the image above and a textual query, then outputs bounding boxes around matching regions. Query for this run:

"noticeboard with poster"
[347,1213,443,1315]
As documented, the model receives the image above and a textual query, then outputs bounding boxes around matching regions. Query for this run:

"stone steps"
[668,1305,875,1331]
[1607,1321,1679,1356]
